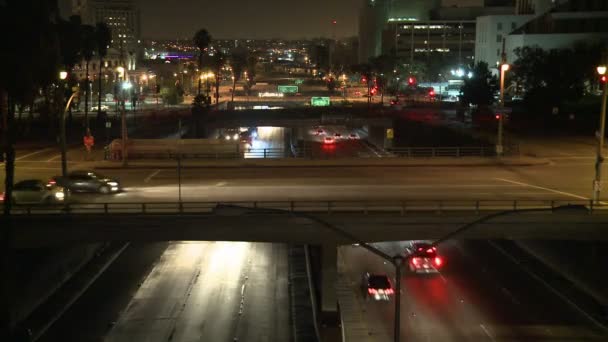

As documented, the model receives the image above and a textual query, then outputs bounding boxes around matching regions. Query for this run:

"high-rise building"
[72,0,141,70]
[476,0,608,69]
[358,0,390,63]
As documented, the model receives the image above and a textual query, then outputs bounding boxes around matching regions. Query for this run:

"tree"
[460,62,498,107]
[193,29,211,96]
[243,55,257,96]
[229,48,247,102]
[80,24,96,131]
[512,44,604,114]
[370,54,398,105]
[351,63,373,105]
[95,23,111,121]
[210,51,226,104]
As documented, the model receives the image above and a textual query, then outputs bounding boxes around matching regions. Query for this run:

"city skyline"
[61,0,360,40]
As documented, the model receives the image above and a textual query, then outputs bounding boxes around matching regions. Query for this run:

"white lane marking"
[15,148,55,161]
[479,324,496,341]
[0,148,54,165]
[46,154,62,162]
[495,178,588,200]
[488,241,608,330]
[216,181,227,187]
[144,169,161,183]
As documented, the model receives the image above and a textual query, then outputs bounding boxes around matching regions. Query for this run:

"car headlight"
[225,135,231,140]
[107,181,118,186]
[233,133,239,140]
[55,192,65,200]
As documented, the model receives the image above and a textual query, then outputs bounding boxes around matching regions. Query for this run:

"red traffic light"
[601,75,607,84]
[408,76,416,86]
[495,114,501,120]
[429,88,435,97]
[361,77,367,84]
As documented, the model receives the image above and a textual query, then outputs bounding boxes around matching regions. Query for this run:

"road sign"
[386,128,394,139]
[295,79,304,85]
[278,85,298,94]
[311,97,331,107]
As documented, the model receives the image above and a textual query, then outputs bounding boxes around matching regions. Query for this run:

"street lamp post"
[497,62,509,156]
[594,65,608,203]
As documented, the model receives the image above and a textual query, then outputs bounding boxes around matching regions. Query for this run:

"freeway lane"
[104,242,289,342]
[339,240,607,341]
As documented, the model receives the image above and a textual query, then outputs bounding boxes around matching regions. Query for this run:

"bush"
[160,87,183,105]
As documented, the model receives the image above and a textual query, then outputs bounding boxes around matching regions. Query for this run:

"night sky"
[60,0,360,40]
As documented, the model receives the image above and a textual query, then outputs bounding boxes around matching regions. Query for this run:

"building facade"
[72,0,141,69]
[477,0,608,68]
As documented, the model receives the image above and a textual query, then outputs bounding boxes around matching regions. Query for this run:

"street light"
[594,64,608,203]
[59,71,68,80]
[497,61,509,156]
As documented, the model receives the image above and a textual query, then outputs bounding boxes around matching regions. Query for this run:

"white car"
[2,179,66,204]
[90,105,110,111]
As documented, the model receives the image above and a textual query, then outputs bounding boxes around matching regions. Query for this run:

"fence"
[387,145,520,157]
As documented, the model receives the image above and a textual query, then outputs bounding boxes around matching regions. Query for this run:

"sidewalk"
[92,156,549,170]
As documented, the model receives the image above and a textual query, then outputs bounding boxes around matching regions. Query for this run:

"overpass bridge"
[7,199,607,320]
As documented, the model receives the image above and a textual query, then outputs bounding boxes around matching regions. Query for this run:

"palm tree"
[193,29,211,96]
[81,24,96,131]
[229,48,247,102]
[95,23,111,121]
[210,51,226,104]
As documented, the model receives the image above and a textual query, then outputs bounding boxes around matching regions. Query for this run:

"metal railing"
[107,146,523,160]
[387,145,520,158]
[8,199,602,216]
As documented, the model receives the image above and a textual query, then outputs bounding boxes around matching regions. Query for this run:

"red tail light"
[0,192,5,202]
[385,288,394,294]
[48,180,57,185]
[411,257,421,266]
[434,257,443,267]
[426,248,434,254]
[368,288,377,294]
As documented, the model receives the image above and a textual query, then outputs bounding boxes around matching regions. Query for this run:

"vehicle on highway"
[334,132,342,139]
[90,105,109,111]
[50,171,121,194]
[348,133,358,140]
[405,241,443,274]
[361,273,394,301]
[323,136,335,144]
[1,179,66,204]
[316,128,325,135]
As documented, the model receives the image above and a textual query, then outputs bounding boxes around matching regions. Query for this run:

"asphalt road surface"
[1,141,603,203]
[339,240,607,341]
[40,242,290,341]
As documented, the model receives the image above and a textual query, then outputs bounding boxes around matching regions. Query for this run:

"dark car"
[404,241,443,274]
[361,273,394,301]
[50,171,121,194]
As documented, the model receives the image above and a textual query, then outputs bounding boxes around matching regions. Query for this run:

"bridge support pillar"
[320,243,338,326]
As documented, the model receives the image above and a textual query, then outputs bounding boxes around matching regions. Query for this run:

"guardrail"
[8,199,602,215]
[387,145,520,157]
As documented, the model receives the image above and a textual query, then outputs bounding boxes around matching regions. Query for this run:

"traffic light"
[601,75,607,84]
[429,89,435,97]
[361,77,367,84]
[495,114,501,120]
[408,76,416,86]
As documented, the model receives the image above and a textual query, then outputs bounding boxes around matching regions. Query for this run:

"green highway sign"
[294,79,304,85]
[277,85,298,93]
[311,97,331,107]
